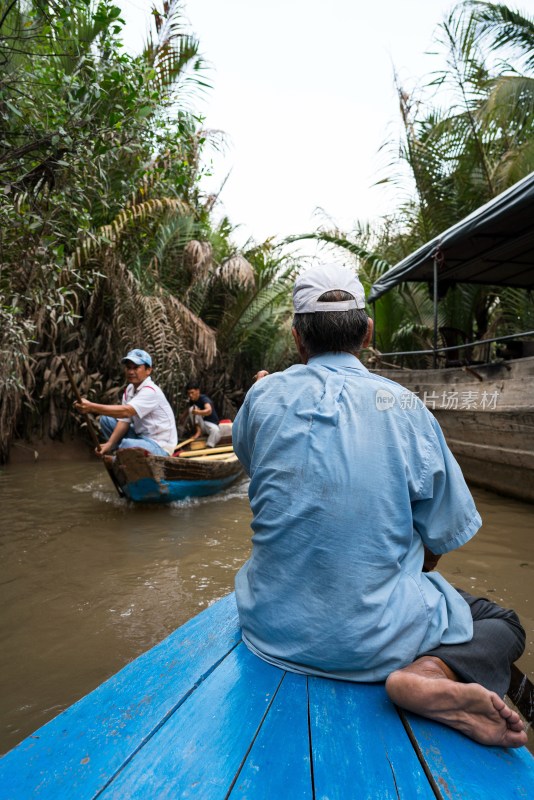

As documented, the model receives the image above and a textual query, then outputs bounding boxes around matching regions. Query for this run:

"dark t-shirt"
[189,393,219,425]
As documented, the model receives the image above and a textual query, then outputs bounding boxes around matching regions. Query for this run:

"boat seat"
[1,594,532,799]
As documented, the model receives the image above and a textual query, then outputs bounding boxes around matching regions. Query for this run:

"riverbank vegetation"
[0,0,298,460]
[291,1,534,364]
[1,0,533,461]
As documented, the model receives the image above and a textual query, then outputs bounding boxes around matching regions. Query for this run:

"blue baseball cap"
[122,349,152,367]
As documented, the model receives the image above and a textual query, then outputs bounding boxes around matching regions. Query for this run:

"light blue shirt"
[233,352,482,681]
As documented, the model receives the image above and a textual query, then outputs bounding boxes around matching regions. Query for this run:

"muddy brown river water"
[0,459,532,756]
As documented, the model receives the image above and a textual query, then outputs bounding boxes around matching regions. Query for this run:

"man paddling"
[232,264,527,748]
[75,349,177,457]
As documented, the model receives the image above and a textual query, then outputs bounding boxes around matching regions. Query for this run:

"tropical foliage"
[287,0,534,367]
[0,0,297,460]
[2,0,533,461]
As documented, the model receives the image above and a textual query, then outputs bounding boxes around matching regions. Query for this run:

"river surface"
[0,460,533,756]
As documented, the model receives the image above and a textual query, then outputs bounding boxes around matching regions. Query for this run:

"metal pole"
[432,249,440,369]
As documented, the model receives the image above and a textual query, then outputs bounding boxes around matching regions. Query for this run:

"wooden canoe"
[367,174,534,504]
[110,443,244,504]
[373,355,534,503]
[0,594,532,799]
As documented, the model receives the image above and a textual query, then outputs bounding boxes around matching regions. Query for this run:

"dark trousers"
[421,589,526,697]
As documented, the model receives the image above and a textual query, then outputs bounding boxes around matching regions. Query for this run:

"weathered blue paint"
[0,594,241,800]
[405,713,534,800]
[100,647,284,799]
[309,678,435,799]
[1,594,532,800]
[122,474,240,503]
[228,671,312,799]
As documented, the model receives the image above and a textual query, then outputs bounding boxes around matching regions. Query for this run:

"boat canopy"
[367,171,534,303]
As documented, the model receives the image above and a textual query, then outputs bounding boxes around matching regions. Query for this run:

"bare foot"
[386,658,527,748]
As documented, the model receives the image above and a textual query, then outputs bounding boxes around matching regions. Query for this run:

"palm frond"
[464,1,534,71]
[141,1,210,101]
[68,197,192,269]
[283,232,391,278]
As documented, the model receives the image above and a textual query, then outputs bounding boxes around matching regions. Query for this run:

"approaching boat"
[367,172,534,503]
[374,357,534,503]
[1,593,532,799]
[110,432,244,503]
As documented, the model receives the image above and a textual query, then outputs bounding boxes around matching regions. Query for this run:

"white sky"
[116,0,458,249]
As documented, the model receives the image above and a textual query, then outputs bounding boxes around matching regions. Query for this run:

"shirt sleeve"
[411,416,482,555]
[233,397,252,475]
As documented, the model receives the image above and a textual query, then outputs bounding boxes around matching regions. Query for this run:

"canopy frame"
[367,172,534,367]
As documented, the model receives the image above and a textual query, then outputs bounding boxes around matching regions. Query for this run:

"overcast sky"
[116,0,458,250]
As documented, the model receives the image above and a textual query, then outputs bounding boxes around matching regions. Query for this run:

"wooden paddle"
[172,435,198,454]
[61,357,125,497]
[508,663,534,724]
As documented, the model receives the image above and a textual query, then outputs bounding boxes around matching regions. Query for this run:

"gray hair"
[292,290,369,357]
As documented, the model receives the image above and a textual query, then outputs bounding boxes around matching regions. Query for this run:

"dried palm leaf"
[0,303,35,461]
[183,239,213,282]
[216,255,255,290]
[82,252,217,410]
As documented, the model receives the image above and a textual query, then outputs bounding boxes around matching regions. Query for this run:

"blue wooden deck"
[1,594,532,799]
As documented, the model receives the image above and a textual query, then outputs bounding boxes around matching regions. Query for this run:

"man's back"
[233,351,480,680]
[231,264,527,747]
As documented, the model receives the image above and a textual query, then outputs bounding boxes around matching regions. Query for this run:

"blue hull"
[122,473,241,504]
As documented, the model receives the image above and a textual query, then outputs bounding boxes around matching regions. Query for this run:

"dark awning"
[367,171,534,302]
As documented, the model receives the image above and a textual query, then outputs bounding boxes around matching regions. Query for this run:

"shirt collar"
[307,351,369,374]
[132,376,153,394]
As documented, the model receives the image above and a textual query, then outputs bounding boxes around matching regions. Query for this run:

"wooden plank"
[436,410,534,450]
[229,672,313,799]
[446,437,534,470]
[0,594,241,800]
[309,679,435,800]
[98,644,285,800]
[5,587,530,800]
[193,453,238,462]
[178,446,234,458]
[403,712,534,800]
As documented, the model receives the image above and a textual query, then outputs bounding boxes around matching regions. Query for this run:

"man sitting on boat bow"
[75,349,177,457]
[179,381,221,449]
[232,264,527,749]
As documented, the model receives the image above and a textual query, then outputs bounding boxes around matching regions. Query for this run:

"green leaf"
[4,101,23,118]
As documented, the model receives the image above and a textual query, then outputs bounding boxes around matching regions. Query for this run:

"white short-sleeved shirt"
[233,352,482,682]
[123,377,177,454]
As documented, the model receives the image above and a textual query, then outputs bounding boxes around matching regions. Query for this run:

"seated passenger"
[179,381,221,448]
[232,264,527,749]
